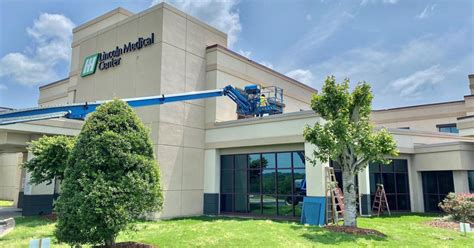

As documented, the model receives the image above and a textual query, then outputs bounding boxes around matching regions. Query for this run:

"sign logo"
[80,33,155,77]
[81,53,99,77]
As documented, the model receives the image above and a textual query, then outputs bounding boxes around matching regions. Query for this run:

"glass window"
[469,171,474,193]
[261,153,276,169]
[221,155,233,170]
[277,196,293,216]
[277,153,291,168]
[438,171,454,195]
[220,151,306,218]
[293,152,305,168]
[369,162,380,173]
[248,170,260,194]
[235,170,247,193]
[249,195,261,214]
[221,170,233,193]
[235,155,247,170]
[248,154,261,169]
[262,195,277,215]
[422,171,454,212]
[234,194,247,212]
[370,159,410,211]
[262,170,276,194]
[220,194,233,212]
[437,124,459,134]
[277,169,292,194]
[394,160,408,172]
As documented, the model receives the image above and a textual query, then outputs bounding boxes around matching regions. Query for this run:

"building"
[0,3,473,219]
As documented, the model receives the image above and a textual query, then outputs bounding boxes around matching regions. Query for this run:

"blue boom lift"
[0,84,285,125]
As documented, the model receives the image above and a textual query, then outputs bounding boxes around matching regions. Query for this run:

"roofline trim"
[72,7,134,33]
[373,99,465,112]
[39,77,69,90]
[206,44,317,93]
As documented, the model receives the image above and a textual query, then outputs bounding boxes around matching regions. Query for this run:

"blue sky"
[0,0,472,109]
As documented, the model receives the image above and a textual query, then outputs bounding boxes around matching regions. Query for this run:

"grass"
[0,214,472,247]
[0,200,13,207]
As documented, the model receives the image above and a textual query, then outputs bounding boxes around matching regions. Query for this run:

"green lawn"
[0,214,472,247]
[0,200,13,207]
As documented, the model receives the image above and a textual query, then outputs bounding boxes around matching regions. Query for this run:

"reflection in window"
[469,171,474,193]
[437,124,459,134]
[369,159,410,211]
[220,151,306,218]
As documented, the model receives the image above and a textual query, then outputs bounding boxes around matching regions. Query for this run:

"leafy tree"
[55,99,163,247]
[304,76,398,227]
[23,135,76,185]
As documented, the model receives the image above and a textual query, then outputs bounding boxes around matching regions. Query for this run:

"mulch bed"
[41,213,57,221]
[425,219,472,231]
[93,242,156,248]
[325,225,386,237]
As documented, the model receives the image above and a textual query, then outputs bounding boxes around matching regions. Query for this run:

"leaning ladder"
[325,167,344,225]
[372,184,391,216]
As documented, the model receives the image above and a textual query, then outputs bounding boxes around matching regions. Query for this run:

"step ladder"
[325,167,344,225]
[372,184,391,216]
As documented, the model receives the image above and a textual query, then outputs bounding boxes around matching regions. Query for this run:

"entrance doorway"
[421,171,454,212]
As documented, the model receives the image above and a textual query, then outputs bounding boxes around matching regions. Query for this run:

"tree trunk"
[342,169,357,227]
[105,238,115,247]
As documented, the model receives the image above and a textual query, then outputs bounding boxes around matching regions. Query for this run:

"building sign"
[81,33,155,77]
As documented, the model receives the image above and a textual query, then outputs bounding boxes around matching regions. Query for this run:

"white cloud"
[259,61,274,70]
[390,65,444,97]
[152,0,241,47]
[285,69,314,85]
[0,13,74,86]
[416,4,437,19]
[238,49,252,58]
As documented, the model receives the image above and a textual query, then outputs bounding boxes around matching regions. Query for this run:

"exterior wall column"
[357,166,371,216]
[453,171,470,193]
[22,151,55,216]
[203,149,220,215]
[303,142,328,225]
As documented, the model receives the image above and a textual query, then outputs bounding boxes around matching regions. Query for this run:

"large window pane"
[396,174,408,193]
[221,170,233,193]
[277,169,292,194]
[235,154,247,170]
[423,172,437,194]
[293,152,305,168]
[248,154,261,169]
[394,159,408,172]
[382,173,396,193]
[248,170,261,194]
[235,170,247,193]
[277,153,291,168]
[369,162,379,173]
[220,194,233,212]
[235,194,247,212]
[397,195,410,211]
[221,155,233,170]
[262,170,276,194]
[381,160,394,173]
[261,153,276,169]
[469,171,474,193]
[278,196,293,216]
[249,195,261,214]
[438,171,454,195]
[262,195,277,215]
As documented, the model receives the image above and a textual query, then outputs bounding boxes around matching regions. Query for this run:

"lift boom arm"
[0,85,260,125]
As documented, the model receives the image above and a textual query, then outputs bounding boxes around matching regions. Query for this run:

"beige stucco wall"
[372,101,466,132]
[205,45,316,123]
[0,153,23,201]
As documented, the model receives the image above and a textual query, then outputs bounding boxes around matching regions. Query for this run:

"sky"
[0,0,472,109]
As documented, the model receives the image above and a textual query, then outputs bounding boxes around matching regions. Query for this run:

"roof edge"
[72,7,134,33]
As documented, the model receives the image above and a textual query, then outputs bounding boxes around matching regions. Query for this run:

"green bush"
[54,99,163,247]
[439,193,474,223]
[23,135,76,185]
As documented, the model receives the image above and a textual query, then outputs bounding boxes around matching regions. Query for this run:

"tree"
[303,76,398,227]
[55,99,163,247]
[23,135,76,185]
